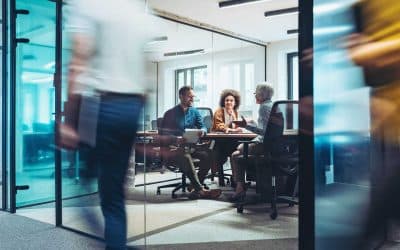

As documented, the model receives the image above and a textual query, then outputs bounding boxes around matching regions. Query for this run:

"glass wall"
[132,16,271,249]
[313,0,375,249]
[0,0,3,209]
[13,0,56,207]
[2,1,301,249]
[56,11,273,248]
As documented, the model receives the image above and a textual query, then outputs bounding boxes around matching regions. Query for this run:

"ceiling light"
[148,36,168,45]
[219,0,272,8]
[264,7,298,18]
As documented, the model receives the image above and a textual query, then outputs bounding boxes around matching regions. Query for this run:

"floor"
[14,170,299,249]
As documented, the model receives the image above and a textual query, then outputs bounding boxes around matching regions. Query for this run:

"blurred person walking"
[348,0,400,248]
[60,1,155,249]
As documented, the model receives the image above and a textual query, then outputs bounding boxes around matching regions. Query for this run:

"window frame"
[287,52,299,100]
[174,65,207,104]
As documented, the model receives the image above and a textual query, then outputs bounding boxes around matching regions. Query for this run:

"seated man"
[160,86,221,199]
[230,83,274,201]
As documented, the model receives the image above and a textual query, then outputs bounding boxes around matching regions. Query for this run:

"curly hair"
[219,89,241,110]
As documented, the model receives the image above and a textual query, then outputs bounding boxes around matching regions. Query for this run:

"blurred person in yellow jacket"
[348,0,400,247]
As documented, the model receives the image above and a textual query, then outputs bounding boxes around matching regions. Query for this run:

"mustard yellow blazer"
[211,108,239,132]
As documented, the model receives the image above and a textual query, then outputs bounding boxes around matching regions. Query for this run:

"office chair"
[151,119,157,130]
[196,107,213,132]
[236,100,299,219]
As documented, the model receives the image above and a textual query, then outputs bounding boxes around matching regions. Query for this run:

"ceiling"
[147,0,299,43]
[17,0,299,77]
[144,16,262,61]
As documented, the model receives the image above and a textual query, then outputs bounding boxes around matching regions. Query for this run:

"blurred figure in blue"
[348,0,400,248]
[60,0,155,249]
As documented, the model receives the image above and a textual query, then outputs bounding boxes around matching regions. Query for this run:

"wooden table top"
[136,129,298,138]
[204,132,257,139]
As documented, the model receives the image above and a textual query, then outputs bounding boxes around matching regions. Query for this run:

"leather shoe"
[199,189,222,199]
[228,191,246,202]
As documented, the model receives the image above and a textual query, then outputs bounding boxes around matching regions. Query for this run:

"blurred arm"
[68,34,94,95]
[350,38,400,68]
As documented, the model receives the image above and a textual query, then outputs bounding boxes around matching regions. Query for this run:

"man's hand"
[58,123,79,150]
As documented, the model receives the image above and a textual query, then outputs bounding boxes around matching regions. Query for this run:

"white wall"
[267,38,298,100]
[157,45,265,119]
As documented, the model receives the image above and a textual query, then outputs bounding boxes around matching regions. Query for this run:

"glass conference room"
[0,0,295,248]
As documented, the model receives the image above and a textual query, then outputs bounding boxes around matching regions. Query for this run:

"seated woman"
[211,89,242,174]
[229,83,274,201]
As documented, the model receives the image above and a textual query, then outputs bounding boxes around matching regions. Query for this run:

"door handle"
[15,185,30,194]
[15,9,29,15]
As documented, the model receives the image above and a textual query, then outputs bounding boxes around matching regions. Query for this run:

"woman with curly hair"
[212,89,242,133]
[211,89,243,176]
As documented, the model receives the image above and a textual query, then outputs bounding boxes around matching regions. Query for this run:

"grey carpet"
[0,210,297,250]
[132,238,298,250]
[0,212,104,250]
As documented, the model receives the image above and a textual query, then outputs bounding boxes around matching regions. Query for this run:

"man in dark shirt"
[161,86,221,199]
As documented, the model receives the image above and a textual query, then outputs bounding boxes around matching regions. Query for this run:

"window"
[287,52,299,100]
[175,66,207,106]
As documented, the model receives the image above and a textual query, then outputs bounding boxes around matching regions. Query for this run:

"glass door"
[12,0,57,208]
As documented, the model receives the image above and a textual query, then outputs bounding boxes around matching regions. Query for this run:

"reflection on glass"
[15,0,56,207]
[313,0,372,249]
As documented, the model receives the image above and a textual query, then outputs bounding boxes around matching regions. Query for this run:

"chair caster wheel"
[237,205,243,213]
[156,190,161,195]
[270,211,277,220]
[172,193,177,199]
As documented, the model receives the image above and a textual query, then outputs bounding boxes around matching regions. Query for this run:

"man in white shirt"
[60,1,156,249]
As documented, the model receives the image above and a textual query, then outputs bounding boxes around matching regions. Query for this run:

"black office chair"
[196,107,213,132]
[236,100,299,219]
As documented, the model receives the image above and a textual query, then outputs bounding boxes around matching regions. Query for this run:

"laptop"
[182,129,202,143]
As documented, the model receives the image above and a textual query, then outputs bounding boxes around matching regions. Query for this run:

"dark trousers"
[94,94,144,250]
[167,146,212,191]
[213,139,239,173]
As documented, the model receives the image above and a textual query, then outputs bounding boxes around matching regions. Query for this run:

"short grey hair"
[255,83,274,101]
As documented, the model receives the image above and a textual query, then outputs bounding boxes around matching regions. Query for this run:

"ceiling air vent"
[164,49,205,57]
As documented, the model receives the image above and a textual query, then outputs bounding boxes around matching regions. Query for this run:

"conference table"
[205,132,257,186]
[136,130,298,186]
